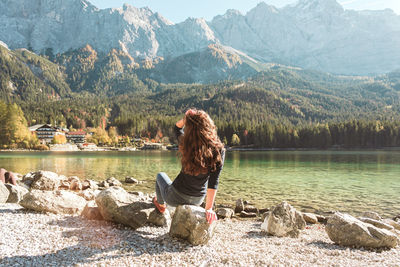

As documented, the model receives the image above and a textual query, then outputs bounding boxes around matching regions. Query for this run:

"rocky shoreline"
[1,170,400,266]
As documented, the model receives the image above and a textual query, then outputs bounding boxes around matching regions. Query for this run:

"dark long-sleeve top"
[172,125,225,197]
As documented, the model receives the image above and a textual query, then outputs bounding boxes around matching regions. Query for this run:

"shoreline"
[1,203,399,266]
[2,147,400,152]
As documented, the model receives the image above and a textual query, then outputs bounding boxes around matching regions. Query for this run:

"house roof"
[28,124,46,131]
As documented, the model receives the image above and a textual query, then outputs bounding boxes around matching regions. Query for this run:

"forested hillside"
[1,45,400,148]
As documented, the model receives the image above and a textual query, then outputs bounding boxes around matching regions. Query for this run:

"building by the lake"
[66,131,86,144]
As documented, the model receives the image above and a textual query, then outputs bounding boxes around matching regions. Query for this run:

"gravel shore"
[0,203,399,266]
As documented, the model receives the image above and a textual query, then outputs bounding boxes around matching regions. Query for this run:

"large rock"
[82,201,103,220]
[261,201,306,238]
[30,171,67,191]
[20,190,87,215]
[95,187,153,230]
[169,205,216,245]
[5,184,29,203]
[0,182,10,203]
[325,212,398,249]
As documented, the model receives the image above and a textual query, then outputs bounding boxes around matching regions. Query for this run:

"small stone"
[148,209,171,227]
[82,179,99,190]
[235,199,244,213]
[240,211,257,218]
[244,205,258,213]
[362,211,382,221]
[125,176,139,184]
[68,176,82,191]
[303,213,318,224]
[105,177,122,187]
[316,214,327,224]
[259,208,269,214]
[216,208,234,219]
[82,201,103,220]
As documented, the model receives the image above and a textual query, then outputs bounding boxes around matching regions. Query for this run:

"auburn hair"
[178,109,224,176]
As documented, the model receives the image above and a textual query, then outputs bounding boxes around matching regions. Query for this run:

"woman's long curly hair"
[179,109,224,176]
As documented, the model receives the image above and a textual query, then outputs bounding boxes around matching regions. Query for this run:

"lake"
[1,150,399,217]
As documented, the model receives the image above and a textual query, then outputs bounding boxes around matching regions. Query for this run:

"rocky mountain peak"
[293,0,343,13]
[250,2,279,15]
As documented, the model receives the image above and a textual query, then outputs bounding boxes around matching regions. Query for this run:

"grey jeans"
[155,172,205,207]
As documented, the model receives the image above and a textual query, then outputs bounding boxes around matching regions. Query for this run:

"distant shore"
[2,147,400,152]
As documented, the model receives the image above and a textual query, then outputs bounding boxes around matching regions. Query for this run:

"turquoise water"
[0,150,399,217]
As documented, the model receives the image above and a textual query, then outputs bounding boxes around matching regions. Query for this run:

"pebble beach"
[1,203,399,267]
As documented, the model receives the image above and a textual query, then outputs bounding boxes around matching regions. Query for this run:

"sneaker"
[152,197,166,213]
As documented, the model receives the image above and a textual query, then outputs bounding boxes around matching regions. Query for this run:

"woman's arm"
[205,188,217,210]
[205,188,217,224]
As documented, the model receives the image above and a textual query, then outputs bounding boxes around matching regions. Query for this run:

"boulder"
[216,208,234,219]
[82,201,103,220]
[20,190,87,215]
[125,176,139,184]
[82,179,99,190]
[0,182,10,203]
[358,217,394,231]
[148,209,171,227]
[5,184,29,203]
[303,213,318,224]
[325,212,398,249]
[95,187,153,230]
[240,211,257,218]
[169,205,216,245]
[30,171,67,191]
[261,201,306,238]
[362,211,382,221]
[235,199,244,213]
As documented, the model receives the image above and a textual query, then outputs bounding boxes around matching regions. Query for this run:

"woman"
[154,109,225,224]
[0,168,17,186]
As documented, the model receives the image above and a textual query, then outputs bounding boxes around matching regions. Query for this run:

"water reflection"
[0,150,399,217]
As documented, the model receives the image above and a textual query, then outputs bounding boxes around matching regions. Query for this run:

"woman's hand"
[205,209,217,224]
[176,118,185,128]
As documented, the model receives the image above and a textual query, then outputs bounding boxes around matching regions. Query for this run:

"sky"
[89,0,400,23]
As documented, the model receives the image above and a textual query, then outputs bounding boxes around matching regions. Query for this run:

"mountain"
[0,44,70,101]
[147,44,262,84]
[1,0,400,75]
